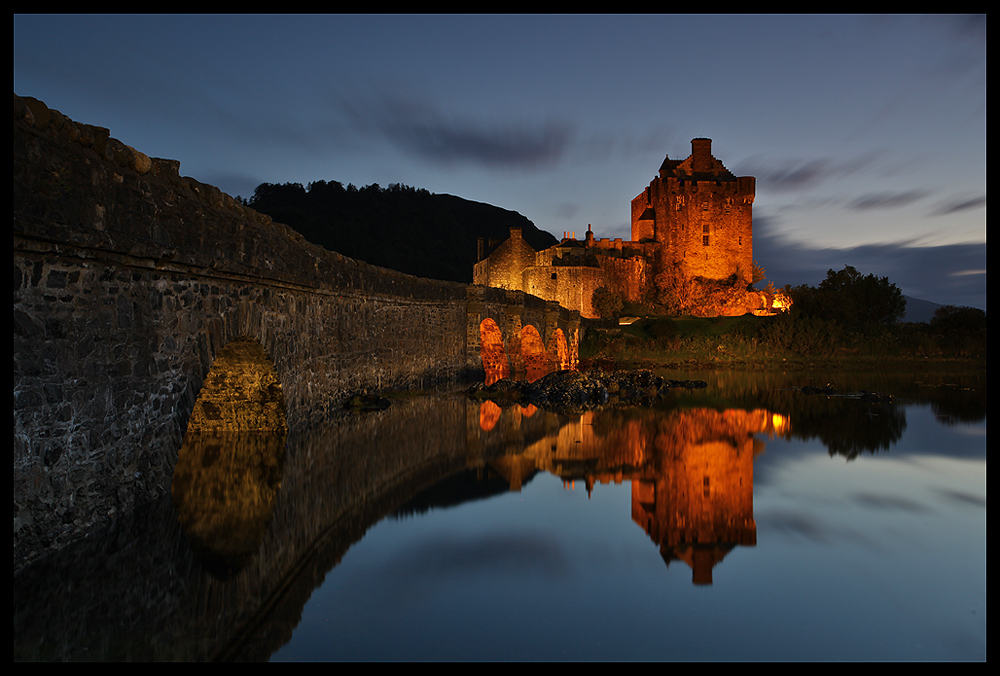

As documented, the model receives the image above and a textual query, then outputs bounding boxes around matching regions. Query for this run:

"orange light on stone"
[480,318,510,385]
[771,292,792,311]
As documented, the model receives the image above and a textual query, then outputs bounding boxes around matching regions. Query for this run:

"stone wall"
[13,93,579,571]
[523,264,605,319]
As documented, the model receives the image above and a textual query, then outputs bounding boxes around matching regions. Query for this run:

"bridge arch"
[467,288,580,383]
[479,318,511,385]
[172,337,288,573]
[547,328,571,372]
[520,324,549,382]
[187,337,288,433]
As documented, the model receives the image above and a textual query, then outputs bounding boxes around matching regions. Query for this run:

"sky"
[13,14,986,310]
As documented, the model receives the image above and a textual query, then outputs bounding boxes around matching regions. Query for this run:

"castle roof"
[659,156,682,174]
[637,207,656,222]
[659,138,737,181]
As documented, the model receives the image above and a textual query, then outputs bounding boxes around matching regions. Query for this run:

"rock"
[801,384,838,395]
[858,390,894,403]
[466,369,707,412]
[342,393,392,412]
[465,377,527,401]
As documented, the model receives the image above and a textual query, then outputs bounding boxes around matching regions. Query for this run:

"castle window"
[703,223,710,233]
[702,201,709,211]
[551,272,557,280]
[703,235,710,246]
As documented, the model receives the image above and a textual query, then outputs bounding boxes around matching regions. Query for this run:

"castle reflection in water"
[476,397,789,585]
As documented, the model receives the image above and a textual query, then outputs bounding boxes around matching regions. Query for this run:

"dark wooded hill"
[244,180,558,284]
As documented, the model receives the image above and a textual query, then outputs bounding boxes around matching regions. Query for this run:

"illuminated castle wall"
[632,137,755,282]
[474,138,756,318]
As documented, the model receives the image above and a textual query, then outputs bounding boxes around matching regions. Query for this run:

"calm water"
[14,368,986,661]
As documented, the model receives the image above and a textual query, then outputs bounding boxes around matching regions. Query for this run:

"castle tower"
[631,138,755,282]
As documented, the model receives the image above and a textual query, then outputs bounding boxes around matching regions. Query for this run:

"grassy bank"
[579,313,986,372]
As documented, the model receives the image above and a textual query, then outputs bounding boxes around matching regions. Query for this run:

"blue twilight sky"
[13,14,986,310]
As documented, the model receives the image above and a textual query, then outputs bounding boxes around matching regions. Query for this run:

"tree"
[792,265,906,330]
[653,262,695,315]
[592,286,623,320]
[929,304,986,356]
[930,305,986,334]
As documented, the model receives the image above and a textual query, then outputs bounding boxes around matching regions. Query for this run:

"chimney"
[510,226,522,239]
[691,138,713,174]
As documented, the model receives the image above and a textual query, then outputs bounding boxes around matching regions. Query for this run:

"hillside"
[902,295,942,324]
[245,180,558,283]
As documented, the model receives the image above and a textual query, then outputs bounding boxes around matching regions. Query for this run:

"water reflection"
[172,431,287,576]
[13,369,985,661]
[469,405,786,584]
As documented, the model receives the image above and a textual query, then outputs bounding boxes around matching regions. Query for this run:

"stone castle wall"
[472,226,537,290]
[637,176,755,282]
[597,255,649,303]
[523,265,606,320]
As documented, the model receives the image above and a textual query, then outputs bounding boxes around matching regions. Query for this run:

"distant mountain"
[245,180,558,283]
[902,296,943,324]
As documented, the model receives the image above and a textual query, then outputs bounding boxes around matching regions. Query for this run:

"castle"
[474,138,776,318]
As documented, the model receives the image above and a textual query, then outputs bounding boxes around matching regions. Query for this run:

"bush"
[592,286,624,320]
[930,305,987,357]
[755,311,843,355]
[647,317,678,340]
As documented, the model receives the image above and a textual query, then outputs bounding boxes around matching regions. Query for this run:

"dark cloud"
[752,214,987,310]
[929,195,986,216]
[736,158,832,191]
[852,492,929,513]
[555,202,580,220]
[335,94,573,171]
[848,189,929,210]
[936,488,986,508]
[388,117,572,170]
[360,531,571,604]
[938,13,986,48]
[735,150,883,193]
[756,509,830,543]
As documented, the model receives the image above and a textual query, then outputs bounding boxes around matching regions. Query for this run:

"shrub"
[592,286,624,320]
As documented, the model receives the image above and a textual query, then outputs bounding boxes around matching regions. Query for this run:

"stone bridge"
[12,93,579,570]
